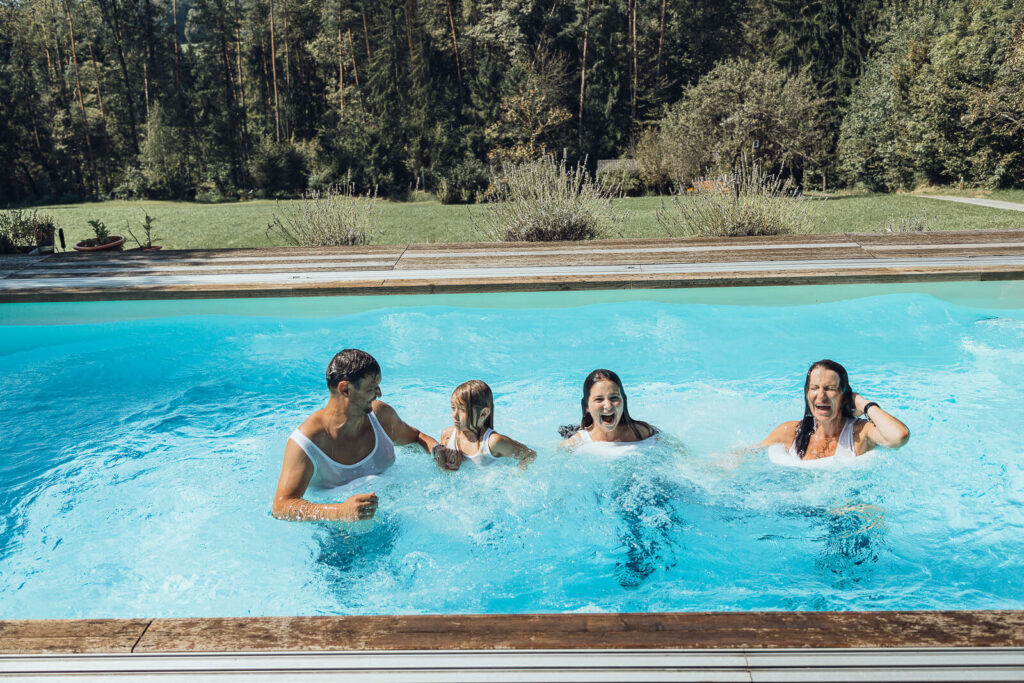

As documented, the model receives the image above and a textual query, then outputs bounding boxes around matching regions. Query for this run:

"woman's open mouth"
[600,413,617,426]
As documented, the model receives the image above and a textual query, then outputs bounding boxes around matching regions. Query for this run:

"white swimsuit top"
[447,428,499,466]
[573,428,657,448]
[289,412,395,489]
[774,418,857,465]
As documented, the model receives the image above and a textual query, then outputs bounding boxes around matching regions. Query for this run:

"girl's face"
[451,399,488,431]
[452,399,472,430]
[587,379,624,432]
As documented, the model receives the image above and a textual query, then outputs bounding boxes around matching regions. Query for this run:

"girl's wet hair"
[793,359,856,458]
[558,369,652,439]
[452,380,494,436]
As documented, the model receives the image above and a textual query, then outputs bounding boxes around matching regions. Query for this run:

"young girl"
[434,380,537,470]
[559,369,657,448]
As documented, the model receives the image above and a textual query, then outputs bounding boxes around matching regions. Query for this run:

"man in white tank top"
[272,349,439,522]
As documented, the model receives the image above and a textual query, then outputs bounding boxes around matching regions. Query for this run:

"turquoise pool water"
[2,282,1023,619]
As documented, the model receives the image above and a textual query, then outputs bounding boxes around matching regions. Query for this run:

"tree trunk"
[235,27,246,111]
[98,0,140,153]
[405,0,416,69]
[142,60,150,119]
[656,0,665,79]
[268,0,281,142]
[62,0,98,194]
[577,0,591,145]
[338,26,345,119]
[631,0,638,123]
[445,0,462,89]
[88,42,105,120]
[348,28,360,86]
[281,0,291,88]
[361,10,371,61]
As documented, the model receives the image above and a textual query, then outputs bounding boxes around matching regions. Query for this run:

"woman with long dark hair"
[760,359,909,461]
[559,369,657,447]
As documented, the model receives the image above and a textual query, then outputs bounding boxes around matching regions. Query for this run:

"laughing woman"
[560,369,657,447]
[760,359,910,463]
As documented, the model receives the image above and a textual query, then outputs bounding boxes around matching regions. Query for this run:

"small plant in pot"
[74,220,126,251]
[127,213,161,250]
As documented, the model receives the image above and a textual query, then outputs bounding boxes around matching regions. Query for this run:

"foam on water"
[1,290,1023,618]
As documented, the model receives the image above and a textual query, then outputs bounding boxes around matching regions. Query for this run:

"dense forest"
[1,0,1022,205]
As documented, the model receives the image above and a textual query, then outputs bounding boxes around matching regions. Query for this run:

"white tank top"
[574,428,656,445]
[785,418,856,460]
[446,428,499,466]
[289,412,395,489]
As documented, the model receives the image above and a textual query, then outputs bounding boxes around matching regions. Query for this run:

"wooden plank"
[123,611,1024,653]
[402,234,861,253]
[12,264,397,279]
[861,247,1024,258]
[849,230,1024,246]
[7,264,1024,303]
[0,619,149,654]
[393,248,873,270]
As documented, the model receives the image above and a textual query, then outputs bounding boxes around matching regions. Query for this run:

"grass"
[31,191,1024,251]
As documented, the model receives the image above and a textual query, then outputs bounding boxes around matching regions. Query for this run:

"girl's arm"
[489,432,537,469]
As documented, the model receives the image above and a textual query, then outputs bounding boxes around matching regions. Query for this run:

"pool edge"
[3,610,1023,654]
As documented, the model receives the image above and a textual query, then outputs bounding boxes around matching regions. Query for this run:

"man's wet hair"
[326,349,381,392]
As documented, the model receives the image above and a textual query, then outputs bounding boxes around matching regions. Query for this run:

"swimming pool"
[1,281,1023,620]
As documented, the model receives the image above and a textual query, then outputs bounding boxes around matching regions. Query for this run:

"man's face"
[348,373,381,414]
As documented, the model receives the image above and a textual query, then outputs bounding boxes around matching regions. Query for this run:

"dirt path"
[920,195,1024,212]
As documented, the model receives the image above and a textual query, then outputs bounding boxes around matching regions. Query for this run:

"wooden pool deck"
[3,229,1024,302]
[3,230,1024,679]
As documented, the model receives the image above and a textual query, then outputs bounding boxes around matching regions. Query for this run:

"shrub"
[883,213,929,233]
[266,185,378,247]
[127,213,160,249]
[597,161,644,197]
[111,165,147,200]
[0,209,37,253]
[656,159,817,238]
[249,138,309,197]
[140,105,196,198]
[0,209,56,253]
[472,154,625,242]
[436,158,490,205]
[643,59,827,188]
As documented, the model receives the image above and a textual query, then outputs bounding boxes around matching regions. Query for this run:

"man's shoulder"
[296,411,327,439]
[371,399,395,417]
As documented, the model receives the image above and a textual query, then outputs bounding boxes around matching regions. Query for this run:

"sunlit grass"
[33,192,1024,251]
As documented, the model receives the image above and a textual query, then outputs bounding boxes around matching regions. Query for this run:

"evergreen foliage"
[1,0,1022,205]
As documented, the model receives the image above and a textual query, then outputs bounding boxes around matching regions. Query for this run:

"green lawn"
[34,192,1024,251]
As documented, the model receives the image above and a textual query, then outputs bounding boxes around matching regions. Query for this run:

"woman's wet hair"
[558,369,652,439]
[452,379,494,436]
[326,349,381,392]
[793,359,855,458]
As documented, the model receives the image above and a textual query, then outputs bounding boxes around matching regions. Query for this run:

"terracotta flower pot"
[74,235,126,252]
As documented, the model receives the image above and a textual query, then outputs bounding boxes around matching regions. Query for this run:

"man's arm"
[271,439,378,521]
[373,400,438,453]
